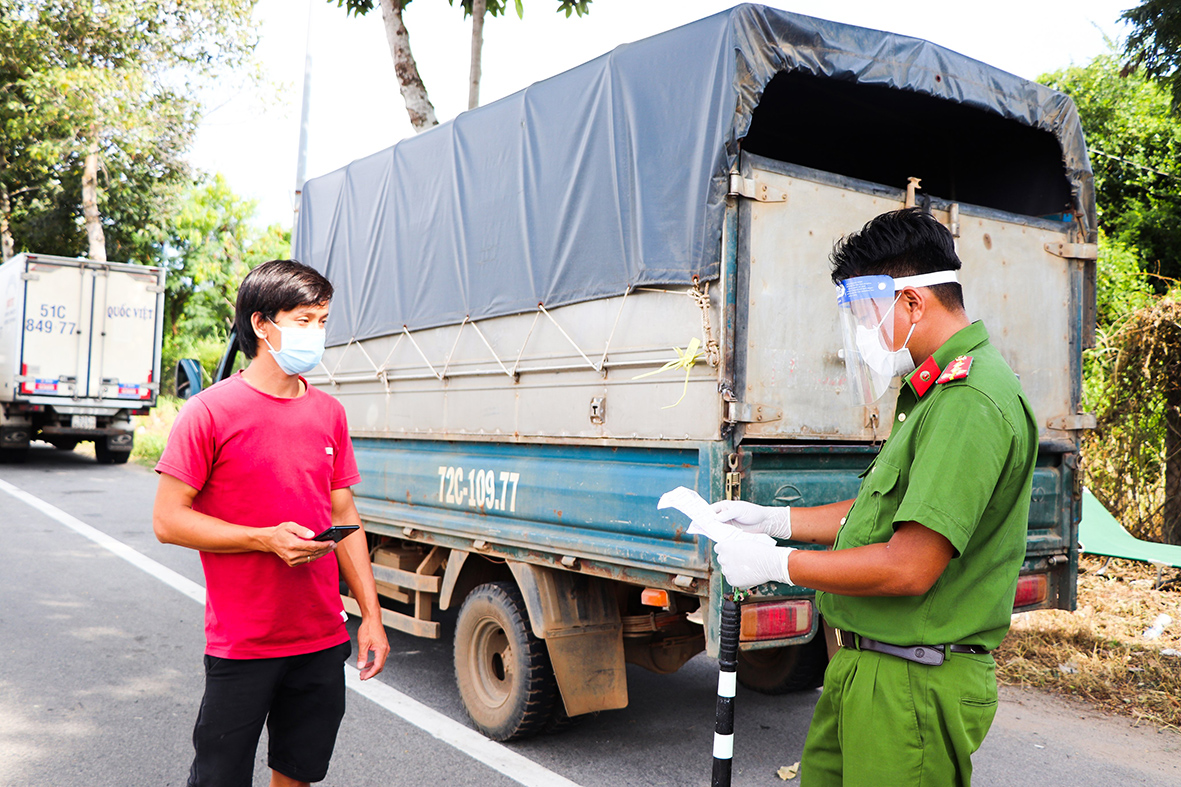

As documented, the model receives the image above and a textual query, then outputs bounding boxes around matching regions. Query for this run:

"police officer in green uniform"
[711,208,1038,786]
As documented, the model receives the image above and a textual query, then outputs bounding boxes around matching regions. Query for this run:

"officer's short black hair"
[234,260,334,359]
[829,208,964,311]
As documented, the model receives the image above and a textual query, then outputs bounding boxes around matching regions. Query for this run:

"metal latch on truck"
[1047,413,1098,431]
[1043,242,1099,260]
[728,172,787,202]
[725,401,783,423]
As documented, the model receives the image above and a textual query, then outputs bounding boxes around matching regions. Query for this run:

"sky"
[188,0,1136,229]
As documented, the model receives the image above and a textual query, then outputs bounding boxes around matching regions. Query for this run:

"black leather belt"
[835,629,990,667]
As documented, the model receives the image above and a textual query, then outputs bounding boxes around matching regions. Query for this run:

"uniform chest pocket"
[844,461,903,548]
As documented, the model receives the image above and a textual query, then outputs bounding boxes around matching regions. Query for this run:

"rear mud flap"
[508,562,628,716]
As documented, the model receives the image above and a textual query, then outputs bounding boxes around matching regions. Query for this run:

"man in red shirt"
[154,260,389,787]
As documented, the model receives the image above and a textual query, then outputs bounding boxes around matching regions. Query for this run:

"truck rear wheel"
[543,700,581,735]
[454,581,557,741]
[95,440,132,464]
[0,447,28,464]
[736,635,829,695]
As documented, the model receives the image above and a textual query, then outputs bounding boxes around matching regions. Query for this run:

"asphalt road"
[1,446,1178,787]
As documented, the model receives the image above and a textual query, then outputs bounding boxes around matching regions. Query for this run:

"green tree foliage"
[160,175,291,391]
[1081,235,1154,420]
[1083,284,1181,544]
[1080,237,1176,542]
[0,5,67,260]
[1042,53,1181,284]
[1123,0,1181,112]
[335,0,587,17]
[446,0,590,19]
[0,0,257,262]
[1048,53,1181,543]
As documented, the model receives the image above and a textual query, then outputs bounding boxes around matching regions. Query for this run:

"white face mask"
[854,295,916,380]
[263,320,326,376]
[837,270,957,405]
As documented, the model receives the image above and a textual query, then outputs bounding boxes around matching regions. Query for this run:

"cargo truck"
[187,6,1096,741]
[0,253,165,463]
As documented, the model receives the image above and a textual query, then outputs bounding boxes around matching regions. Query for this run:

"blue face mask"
[264,320,326,376]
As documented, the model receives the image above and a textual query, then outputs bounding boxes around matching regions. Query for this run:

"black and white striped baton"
[711,590,744,787]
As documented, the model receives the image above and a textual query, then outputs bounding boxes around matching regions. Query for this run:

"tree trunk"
[468,0,486,110]
[378,0,438,132]
[81,137,106,262]
[1163,383,1181,545]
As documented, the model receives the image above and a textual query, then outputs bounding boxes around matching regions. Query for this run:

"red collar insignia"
[911,356,941,397]
[936,355,973,384]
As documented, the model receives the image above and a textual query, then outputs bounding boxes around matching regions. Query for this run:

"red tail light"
[19,363,56,394]
[1013,575,1048,609]
[740,599,814,642]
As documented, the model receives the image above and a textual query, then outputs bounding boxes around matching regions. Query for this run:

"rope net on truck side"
[315,284,718,389]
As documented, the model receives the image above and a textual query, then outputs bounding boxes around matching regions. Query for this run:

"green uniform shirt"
[816,321,1038,651]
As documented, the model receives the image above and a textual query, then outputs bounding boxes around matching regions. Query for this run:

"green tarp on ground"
[1080,488,1181,571]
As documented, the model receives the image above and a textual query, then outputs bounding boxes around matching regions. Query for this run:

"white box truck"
[0,253,165,463]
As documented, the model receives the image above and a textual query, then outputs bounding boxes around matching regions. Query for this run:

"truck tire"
[0,447,28,464]
[454,581,558,741]
[736,635,829,695]
[543,700,581,735]
[95,442,131,464]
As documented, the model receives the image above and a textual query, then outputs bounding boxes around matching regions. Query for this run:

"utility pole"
[293,0,315,250]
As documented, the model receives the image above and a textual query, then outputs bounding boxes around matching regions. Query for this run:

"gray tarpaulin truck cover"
[293,3,1094,348]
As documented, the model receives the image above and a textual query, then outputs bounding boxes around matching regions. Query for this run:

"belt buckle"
[835,629,844,648]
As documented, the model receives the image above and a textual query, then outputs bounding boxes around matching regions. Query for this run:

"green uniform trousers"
[800,646,998,786]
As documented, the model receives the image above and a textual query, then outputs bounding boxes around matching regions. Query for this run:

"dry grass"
[995,555,1181,731]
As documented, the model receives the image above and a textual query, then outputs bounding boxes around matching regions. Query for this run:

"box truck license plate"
[71,415,97,430]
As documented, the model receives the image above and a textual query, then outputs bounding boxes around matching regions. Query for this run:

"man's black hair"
[829,208,964,311]
[234,260,334,358]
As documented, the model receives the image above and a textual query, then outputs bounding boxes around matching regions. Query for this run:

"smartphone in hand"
[311,525,360,542]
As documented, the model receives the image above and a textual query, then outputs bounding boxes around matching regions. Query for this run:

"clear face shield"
[836,271,959,405]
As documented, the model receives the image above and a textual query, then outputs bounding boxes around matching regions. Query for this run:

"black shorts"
[188,640,351,787]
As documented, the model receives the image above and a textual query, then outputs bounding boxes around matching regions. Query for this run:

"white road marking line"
[0,477,206,604]
[0,477,582,787]
[342,668,582,787]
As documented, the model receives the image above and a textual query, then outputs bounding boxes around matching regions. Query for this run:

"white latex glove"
[711,500,792,540]
[713,541,796,589]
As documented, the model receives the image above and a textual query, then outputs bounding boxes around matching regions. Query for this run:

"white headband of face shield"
[890,270,960,290]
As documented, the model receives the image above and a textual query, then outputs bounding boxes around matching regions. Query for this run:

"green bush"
[131,395,184,467]
[1081,238,1181,543]
[161,332,231,397]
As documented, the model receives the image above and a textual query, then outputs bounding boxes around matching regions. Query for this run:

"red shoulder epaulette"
[936,355,973,384]
[912,356,941,397]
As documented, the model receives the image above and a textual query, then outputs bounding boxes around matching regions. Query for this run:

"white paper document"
[657,486,774,545]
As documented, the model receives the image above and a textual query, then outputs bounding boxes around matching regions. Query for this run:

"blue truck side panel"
[351,438,715,577]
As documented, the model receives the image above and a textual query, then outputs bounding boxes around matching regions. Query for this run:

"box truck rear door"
[89,266,160,404]
[19,260,89,399]
[739,156,1081,446]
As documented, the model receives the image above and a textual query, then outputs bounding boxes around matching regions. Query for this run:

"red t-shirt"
[156,372,360,659]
